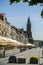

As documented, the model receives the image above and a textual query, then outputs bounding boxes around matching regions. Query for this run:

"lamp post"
[38,48,40,65]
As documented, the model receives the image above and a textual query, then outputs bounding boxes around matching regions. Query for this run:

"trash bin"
[9,56,17,63]
[18,58,26,64]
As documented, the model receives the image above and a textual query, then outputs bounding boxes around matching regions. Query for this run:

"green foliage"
[30,56,38,64]
[10,0,43,5]
[29,0,43,6]
[39,41,43,47]
[41,41,43,44]
[10,0,20,4]
[23,0,28,2]
[41,10,43,18]
[28,46,33,49]
[9,0,43,18]
[28,37,34,44]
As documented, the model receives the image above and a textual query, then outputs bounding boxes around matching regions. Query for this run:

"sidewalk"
[0,48,20,62]
[5,48,20,57]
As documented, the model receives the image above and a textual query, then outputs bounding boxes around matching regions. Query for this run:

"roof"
[0,13,5,15]
[6,21,10,25]
[11,26,17,30]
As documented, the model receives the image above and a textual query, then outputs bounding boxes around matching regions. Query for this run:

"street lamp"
[38,48,40,65]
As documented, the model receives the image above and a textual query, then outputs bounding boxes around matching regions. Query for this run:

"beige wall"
[0,19,11,38]
[11,27,17,40]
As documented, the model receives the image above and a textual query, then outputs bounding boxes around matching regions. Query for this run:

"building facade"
[0,13,11,38]
[11,26,28,43]
[0,13,32,44]
[11,26,17,40]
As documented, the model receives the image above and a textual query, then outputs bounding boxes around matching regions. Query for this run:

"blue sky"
[0,0,43,40]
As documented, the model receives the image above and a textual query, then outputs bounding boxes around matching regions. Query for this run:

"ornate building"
[0,13,32,44]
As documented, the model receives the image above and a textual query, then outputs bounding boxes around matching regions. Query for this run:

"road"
[0,47,43,65]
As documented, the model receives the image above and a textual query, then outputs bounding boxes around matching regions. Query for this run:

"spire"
[27,17,32,38]
[28,17,30,24]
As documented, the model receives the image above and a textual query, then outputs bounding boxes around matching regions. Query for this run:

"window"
[0,15,1,19]
[2,15,3,21]
[0,24,1,30]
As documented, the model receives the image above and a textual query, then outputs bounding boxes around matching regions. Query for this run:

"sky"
[0,0,43,40]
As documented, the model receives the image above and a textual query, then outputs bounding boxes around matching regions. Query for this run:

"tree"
[28,37,34,44]
[40,41,43,46]
[41,10,43,18]
[9,0,43,18]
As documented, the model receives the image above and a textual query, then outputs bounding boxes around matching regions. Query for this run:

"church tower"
[27,17,32,38]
